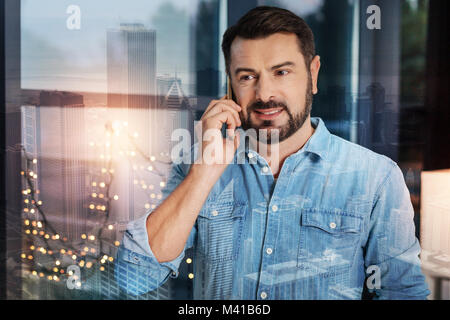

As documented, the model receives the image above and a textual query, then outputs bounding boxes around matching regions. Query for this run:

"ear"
[310,55,321,95]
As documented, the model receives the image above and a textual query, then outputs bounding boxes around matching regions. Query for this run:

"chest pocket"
[196,202,247,263]
[297,208,363,276]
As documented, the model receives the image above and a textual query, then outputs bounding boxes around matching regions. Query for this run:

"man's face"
[229,32,320,143]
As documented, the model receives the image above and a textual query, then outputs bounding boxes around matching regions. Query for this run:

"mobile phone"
[227,76,243,126]
[227,75,236,102]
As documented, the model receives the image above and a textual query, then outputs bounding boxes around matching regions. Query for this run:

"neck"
[250,116,315,177]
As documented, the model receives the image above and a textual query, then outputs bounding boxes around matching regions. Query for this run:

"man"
[115,6,429,299]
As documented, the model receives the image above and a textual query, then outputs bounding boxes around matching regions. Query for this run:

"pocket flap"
[198,202,246,220]
[301,208,362,234]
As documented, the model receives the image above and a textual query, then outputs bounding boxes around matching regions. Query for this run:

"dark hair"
[222,6,315,77]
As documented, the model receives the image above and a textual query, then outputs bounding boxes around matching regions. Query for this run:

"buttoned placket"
[253,152,295,300]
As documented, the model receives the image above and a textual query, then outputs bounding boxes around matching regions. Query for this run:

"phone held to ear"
[227,76,243,128]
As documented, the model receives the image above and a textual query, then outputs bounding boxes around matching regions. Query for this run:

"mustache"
[248,100,287,112]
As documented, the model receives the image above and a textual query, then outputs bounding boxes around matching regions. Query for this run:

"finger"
[203,104,241,127]
[205,110,237,131]
[202,97,241,118]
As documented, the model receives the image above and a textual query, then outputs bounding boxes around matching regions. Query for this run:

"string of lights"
[19,118,176,291]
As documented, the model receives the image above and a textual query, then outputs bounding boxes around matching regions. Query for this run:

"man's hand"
[191,95,242,181]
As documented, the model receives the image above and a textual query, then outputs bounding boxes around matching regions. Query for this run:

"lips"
[254,108,284,120]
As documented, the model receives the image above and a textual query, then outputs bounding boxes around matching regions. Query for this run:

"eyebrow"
[234,61,296,76]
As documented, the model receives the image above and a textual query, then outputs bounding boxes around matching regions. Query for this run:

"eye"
[276,70,289,76]
[240,75,255,81]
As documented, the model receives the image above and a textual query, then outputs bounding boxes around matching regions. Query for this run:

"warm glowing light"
[24,199,29,204]
[32,230,37,235]
[44,234,50,239]
[37,200,42,205]
[33,174,38,179]
[39,272,44,278]
[37,221,42,228]
[39,231,44,236]
[144,203,150,209]
[108,257,114,262]
[79,260,85,267]
[147,166,153,171]
[21,253,26,259]
[32,158,37,164]
[24,219,30,225]
[130,151,136,157]
[101,168,107,173]
[29,171,34,176]
[101,205,106,211]
[20,171,24,175]
[150,156,156,162]
[81,234,87,239]
[99,193,104,199]
[25,229,30,234]
[114,241,120,246]
[32,271,37,276]
[61,249,66,254]
[92,182,97,187]
[90,248,96,253]
[27,255,33,260]
[186,258,192,264]
[113,195,119,201]
[83,247,89,252]
[89,235,95,241]
[30,245,35,250]
[151,193,155,199]
[30,209,35,214]
[53,267,58,273]
[54,234,60,240]
[188,273,194,279]
[160,181,166,187]
[89,204,95,210]
[91,193,97,198]
[53,275,58,281]
[55,260,61,266]
[23,208,29,213]
[86,262,92,269]
[100,266,105,271]
[31,221,36,227]
[133,132,139,138]
[108,225,114,230]
[99,182,105,188]
[72,255,77,260]
[101,259,106,264]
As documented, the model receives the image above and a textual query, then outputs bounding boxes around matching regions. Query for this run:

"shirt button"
[271,205,278,212]
[329,222,337,229]
[266,248,273,255]
[260,291,268,299]
[212,210,219,217]
[262,166,269,173]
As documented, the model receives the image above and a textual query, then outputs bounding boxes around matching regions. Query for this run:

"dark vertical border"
[423,0,450,170]
[0,0,6,300]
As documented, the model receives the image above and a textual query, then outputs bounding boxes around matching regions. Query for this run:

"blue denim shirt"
[115,117,429,300]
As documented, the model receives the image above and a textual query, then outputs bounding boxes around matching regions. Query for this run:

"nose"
[255,73,275,102]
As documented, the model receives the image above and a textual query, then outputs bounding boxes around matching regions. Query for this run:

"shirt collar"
[236,117,331,161]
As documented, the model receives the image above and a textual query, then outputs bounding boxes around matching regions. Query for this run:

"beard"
[241,73,313,144]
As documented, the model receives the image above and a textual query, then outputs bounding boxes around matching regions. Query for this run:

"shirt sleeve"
[114,159,197,296]
[364,162,430,300]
